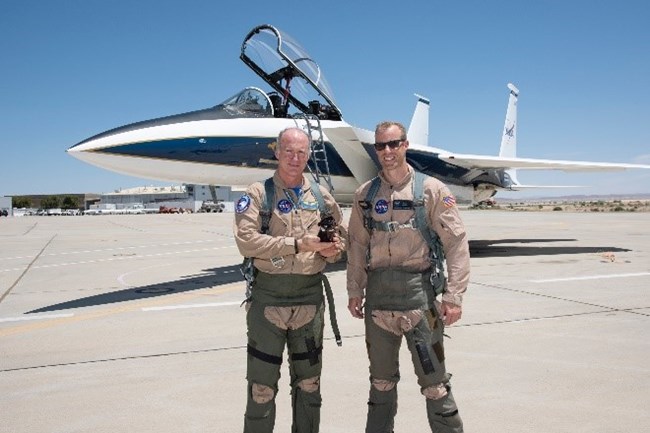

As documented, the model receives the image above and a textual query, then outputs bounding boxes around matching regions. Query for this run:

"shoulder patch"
[235,194,251,214]
[442,195,456,208]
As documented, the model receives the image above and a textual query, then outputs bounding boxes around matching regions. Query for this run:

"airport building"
[5,185,244,216]
[3,193,100,216]
[96,184,243,212]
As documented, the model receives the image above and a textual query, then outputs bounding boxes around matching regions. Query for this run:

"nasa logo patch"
[374,199,389,214]
[235,195,251,214]
[277,199,293,214]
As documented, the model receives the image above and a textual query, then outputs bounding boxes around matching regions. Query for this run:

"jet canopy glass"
[241,24,342,120]
[217,87,274,117]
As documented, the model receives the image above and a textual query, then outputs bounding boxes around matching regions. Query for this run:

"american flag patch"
[442,195,456,208]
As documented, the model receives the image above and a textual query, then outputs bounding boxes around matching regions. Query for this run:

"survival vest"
[360,170,447,296]
[239,177,341,345]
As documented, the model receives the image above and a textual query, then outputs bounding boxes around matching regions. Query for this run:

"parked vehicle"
[198,200,225,213]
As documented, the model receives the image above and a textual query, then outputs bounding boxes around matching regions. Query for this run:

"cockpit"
[240,24,342,121]
[217,87,274,117]
[208,25,343,121]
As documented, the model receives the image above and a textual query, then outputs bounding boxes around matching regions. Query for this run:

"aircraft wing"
[436,152,650,172]
[323,125,378,185]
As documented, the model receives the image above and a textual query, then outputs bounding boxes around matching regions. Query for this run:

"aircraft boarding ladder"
[293,113,334,193]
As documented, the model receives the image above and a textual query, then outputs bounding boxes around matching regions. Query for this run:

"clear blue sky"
[2,0,649,198]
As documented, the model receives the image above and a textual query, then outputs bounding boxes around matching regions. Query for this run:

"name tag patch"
[393,200,414,210]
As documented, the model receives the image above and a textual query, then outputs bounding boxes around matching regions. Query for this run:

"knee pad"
[251,382,275,404]
[371,378,396,392]
[297,376,320,393]
[422,382,448,400]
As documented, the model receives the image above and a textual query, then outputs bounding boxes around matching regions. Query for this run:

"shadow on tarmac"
[27,239,630,314]
[467,238,629,257]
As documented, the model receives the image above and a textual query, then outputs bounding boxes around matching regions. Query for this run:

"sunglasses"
[373,139,404,151]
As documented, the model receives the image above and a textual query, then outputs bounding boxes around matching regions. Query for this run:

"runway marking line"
[143,301,241,311]
[0,313,74,323]
[530,272,650,283]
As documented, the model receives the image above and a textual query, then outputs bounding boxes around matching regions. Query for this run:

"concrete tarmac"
[1,210,648,432]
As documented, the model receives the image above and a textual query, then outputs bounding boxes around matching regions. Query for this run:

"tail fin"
[496,83,583,190]
[407,93,430,146]
[500,83,520,186]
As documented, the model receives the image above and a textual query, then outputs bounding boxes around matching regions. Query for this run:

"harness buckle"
[386,221,399,232]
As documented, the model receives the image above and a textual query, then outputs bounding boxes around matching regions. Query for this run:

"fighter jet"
[67,24,650,204]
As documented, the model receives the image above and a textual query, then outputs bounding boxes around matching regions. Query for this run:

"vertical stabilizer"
[500,83,520,186]
[407,93,430,146]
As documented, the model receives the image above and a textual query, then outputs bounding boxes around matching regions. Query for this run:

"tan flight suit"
[347,165,470,433]
[234,172,344,433]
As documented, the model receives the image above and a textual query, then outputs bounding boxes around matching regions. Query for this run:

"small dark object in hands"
[318,215,337,243]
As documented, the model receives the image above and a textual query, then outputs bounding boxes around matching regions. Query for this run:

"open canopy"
[240,24,342,120]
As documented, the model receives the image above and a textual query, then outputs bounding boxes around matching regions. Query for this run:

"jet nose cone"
[67,140,85,154]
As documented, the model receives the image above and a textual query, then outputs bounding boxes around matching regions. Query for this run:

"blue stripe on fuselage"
[95,136,354,177]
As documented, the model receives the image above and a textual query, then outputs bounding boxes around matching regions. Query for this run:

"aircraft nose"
[68,106,221,155]
[70,120,149,153]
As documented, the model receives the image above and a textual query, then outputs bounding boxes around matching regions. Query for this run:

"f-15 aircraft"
[67,24,650,204]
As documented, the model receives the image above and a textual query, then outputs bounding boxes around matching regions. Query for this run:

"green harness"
[240,177,341,345]
[360,171,447,299]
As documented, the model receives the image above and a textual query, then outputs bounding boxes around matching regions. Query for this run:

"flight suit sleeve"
[346,185,371,299]
[233,183,296,259]
[425,180,470,306]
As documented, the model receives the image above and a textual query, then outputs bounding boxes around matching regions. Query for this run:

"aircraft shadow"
[28,239,628,314]
[468,238,629,258]
[27,261,346,315]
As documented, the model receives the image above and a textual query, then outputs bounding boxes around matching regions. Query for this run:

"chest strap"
[367,217,417,232]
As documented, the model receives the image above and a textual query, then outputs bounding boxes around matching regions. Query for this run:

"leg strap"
[247,344,282,365]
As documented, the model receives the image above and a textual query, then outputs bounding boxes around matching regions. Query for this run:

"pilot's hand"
[297,234,336,253]
[440,302,462,326]
[318,234,342,258]
[348,297,364,319]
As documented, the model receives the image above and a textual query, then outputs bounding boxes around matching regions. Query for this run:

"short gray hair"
[277,127,312,154]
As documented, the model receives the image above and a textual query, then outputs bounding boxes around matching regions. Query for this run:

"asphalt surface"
[1,210,649,432]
